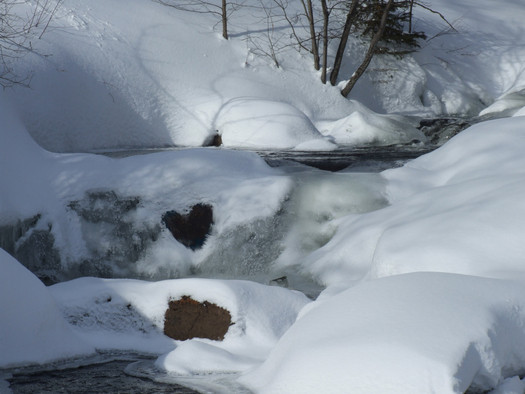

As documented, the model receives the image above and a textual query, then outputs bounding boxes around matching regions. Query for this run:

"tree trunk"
[304,0,320,70]
[341,0,393,97]
[222,0,228,39]
[320,0,329,83]
[408,0,414,33]
[329,0,360,86]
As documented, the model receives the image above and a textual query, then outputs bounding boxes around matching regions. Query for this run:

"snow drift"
[0,249,94,368]
[240,273,525,394]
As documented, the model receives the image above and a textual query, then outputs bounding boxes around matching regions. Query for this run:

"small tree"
[340,0,394,97]
[329,0,360,86]
[355,0,426,56]
[1,0,62,88]
[335,0,432,97]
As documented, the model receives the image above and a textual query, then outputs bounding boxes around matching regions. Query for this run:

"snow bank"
[303,116,525,285]
[4,0,361,152]
[0,250,94,368]
[9,0,525,152]
[50,277,310,371]
[216,98,335,150]
[241,272,525,394]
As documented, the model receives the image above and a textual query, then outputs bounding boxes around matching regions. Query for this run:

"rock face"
[0,214,62,285]
[162,204,213,250]
[68,190,161,278]
[164,296,232,341]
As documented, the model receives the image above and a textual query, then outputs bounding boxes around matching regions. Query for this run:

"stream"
[1,116,475,393]
[1,145,432,394]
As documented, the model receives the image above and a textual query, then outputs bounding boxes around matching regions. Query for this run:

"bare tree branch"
[414,1,456,32]
[1,0,63,88]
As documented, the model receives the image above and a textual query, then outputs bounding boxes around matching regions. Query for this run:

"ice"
[301,117,525,286]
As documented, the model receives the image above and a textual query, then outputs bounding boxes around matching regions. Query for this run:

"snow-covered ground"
[4,0,525,151]
[3,0,525,392]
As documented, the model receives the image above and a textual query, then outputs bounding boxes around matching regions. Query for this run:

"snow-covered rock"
[216,98,334,150]
[49,277,310,371]
[321,103,426,146]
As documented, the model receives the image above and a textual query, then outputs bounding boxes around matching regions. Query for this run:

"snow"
[301,117,525,286]
[0,249,95,368]
[240,273,525,394]
[216,98,335,150]
[0,88,292,280]
[2,0,525,392]
[321,102,426,146]
[236,114,525,393]
[5,0,524,151]
[49,277,309,368]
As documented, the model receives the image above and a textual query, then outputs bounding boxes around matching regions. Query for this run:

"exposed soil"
[164,296,232,341]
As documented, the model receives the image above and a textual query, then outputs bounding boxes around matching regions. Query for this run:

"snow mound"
[49,277,310,371]
[303,116,525,285]
[240,272,525,394]
[0,250,94,368]
[322,104,426,146]
[216,98,331,150]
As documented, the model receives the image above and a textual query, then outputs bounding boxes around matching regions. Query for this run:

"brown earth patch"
[164,296,232,341]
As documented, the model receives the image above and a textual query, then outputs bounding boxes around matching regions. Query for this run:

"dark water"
[6,358,199,394]
[256,145,434,171]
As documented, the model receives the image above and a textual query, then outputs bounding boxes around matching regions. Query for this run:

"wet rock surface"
[68,190,161,278]
[418,117,471,145]
[0,214,61,285]
[162,204,213,250]
[164,296,232,341]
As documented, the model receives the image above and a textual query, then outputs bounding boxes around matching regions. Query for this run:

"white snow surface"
[216,98,336,150]
[240,112,525,394]
[6,0,525,151]
[0,89,292,279]
[2,0,525,392]
[321,102,426,145]
[302,117,525,286]
[241,272,525,394]
[0,249,95,368]
[49,276,309,372]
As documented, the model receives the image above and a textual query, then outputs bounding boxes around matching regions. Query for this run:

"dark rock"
[162,204,213,250]
[417,117,471,145]
[203,132,222,147]
[211,133,222,147]
[164,296,232,341]
[68,190,140,223]
[269,275,289,288]
[68,190,161,276]
[0,214,61,284]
